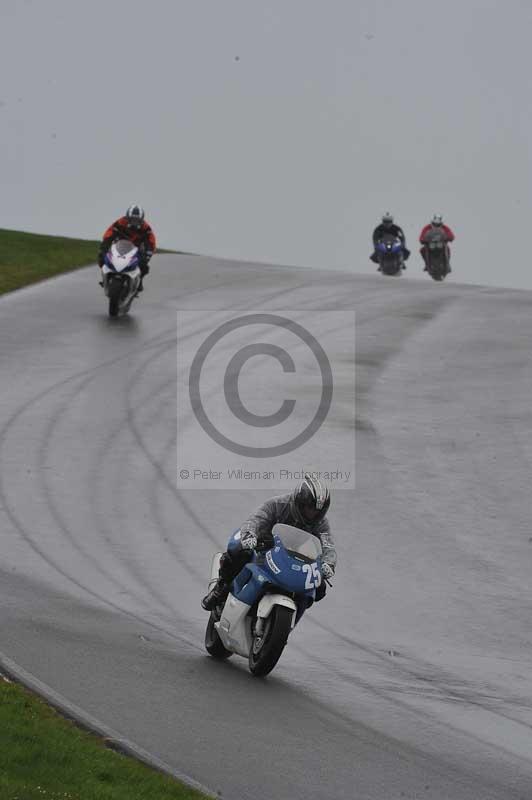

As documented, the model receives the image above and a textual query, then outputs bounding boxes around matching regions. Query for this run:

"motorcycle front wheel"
[428,254,447,282]
[248,606,292,677]
[205,613,232,659]
[379,259,402,276]
[108,291,120,317]
[108,280,123,317]
[428,264,446,282]
[108,278,131,316]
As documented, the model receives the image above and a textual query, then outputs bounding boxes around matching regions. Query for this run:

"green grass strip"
[0,676,209,799]
[0,228,185,298]
[0,229,100,296]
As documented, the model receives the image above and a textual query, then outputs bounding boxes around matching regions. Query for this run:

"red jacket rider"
[419,214,454,270]
[98,205,156,280]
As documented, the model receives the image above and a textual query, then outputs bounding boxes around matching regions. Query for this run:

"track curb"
[0,649,216,798]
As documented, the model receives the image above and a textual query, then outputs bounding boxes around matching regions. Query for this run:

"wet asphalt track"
[1,255,532,799]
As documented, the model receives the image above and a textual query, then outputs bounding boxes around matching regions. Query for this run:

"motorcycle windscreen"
[381,234,401,249]
[114,238,137,256]
[424,230,445,246]
[272,524,322,559]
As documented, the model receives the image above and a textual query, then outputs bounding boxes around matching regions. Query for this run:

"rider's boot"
[202,578,229,611]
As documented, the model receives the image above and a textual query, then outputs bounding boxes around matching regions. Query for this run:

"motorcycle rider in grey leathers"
[202,473,337,610]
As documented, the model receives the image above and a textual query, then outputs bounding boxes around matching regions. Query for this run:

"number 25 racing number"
[302,562,321,590]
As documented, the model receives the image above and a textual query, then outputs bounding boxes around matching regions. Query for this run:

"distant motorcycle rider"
[202,473,337,611]
[98,205,156,292]
[370,213,410,269]
[420,214,454,272]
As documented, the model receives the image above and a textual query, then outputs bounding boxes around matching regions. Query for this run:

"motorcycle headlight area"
[105,262,139,272]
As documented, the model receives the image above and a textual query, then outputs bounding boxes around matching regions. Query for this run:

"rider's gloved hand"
[241,532,258,551]
[322,562,334,581]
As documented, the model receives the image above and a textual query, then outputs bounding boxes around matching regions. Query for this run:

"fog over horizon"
[1,0,531,290]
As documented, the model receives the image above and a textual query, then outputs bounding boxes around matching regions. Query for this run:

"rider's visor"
[301,501,320,521]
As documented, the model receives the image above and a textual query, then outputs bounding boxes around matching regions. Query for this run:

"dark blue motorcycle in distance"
[205,524,324,676]
[376,233,405,276]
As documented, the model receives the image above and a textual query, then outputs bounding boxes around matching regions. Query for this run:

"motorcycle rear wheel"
[248,606,292,677]
[205,613,232,659]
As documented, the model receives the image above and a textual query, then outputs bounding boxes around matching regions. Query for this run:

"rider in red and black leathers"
[98,205,156,290]
[420,215,454,271]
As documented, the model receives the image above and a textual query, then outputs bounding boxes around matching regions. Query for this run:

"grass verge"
[0,229,101,296]
[0,675,209,799]
[0,228,186,298]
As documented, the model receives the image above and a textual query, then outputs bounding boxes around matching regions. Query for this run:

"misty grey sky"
[1,0,531,289]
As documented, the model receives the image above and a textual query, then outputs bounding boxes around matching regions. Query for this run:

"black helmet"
[291,473,331,526]
[382,212,394,227]
[126,204,145,230]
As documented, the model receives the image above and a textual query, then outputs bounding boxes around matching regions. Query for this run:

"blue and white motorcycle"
[101,238,142,317]
[205,524,325,677]
[376,233,404,276]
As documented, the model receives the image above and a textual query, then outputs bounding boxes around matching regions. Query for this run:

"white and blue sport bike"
[101,238,142,317]
[204,524,325,677]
